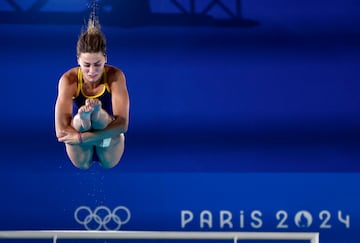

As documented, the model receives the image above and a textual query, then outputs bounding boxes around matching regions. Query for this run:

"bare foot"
[78,104,93,130]
[86,98,102,111]
[86,98,112,130]
[86,98,102,119]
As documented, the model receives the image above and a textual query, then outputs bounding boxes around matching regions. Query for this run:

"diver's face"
[78,52,107,82]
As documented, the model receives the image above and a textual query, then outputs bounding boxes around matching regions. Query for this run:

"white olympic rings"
[74,206,131,230]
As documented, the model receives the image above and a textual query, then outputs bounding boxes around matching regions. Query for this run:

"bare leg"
[71,104,93,132]
[96,133,125,169]
[65,143,94,169]
[67,98,118,169]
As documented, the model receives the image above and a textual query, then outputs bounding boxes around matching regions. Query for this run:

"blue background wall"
[0,1,360,243]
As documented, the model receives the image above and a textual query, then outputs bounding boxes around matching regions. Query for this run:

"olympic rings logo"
[74,206,131,230]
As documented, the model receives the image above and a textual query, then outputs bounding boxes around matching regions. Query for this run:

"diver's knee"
[72,159,93,170]
[100,159,120,169]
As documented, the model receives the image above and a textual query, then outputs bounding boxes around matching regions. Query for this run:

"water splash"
[87,0,100,22]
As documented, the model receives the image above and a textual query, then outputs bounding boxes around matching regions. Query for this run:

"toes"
[85,105,94,112]
[85,98,92,106]
[78,106,86,113]
[78,105,93,114]
[86,98,102,108]
[94,100,102,108]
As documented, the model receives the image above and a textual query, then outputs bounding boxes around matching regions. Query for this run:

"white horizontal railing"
[0,231,319,243]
